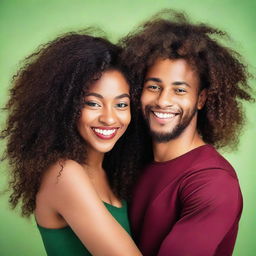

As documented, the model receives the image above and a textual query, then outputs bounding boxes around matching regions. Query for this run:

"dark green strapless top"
[37,200,131,256]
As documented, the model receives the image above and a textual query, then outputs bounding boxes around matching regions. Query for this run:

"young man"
[120,10,254,256]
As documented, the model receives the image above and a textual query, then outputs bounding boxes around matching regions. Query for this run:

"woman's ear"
[197,89,207,110]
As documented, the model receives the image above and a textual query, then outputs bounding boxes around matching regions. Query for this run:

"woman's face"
[77,70,131,153]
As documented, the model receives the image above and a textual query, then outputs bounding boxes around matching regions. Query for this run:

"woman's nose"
[98,108,117,126]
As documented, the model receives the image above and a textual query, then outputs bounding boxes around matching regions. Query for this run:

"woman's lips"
[92,127,119,140]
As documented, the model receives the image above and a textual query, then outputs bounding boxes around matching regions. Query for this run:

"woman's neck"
[84,147,105,173]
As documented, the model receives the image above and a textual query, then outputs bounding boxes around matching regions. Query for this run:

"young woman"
[1,31,144,255]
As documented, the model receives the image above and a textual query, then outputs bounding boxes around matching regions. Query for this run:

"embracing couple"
[2,10,253,256]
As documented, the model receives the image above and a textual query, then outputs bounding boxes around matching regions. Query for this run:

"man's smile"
[152,111,177,119]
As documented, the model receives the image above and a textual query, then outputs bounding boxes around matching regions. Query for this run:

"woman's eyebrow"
[85,92,130,99]
[115,93,130,99]
[85,92,103,98]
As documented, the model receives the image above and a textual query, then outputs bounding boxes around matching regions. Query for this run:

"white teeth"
[153,112,175,119]
[93,128,116,136]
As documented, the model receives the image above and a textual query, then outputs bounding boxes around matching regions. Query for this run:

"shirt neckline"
[151,144,212,166]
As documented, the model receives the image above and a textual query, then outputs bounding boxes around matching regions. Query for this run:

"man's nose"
[155,90,173,108]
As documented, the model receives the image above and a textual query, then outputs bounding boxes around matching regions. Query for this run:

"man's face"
[141,58,206,143]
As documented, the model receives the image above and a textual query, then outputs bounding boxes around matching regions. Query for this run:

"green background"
[0,0,255,255]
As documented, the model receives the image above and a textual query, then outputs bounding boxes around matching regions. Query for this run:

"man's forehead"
[145,58,199,83]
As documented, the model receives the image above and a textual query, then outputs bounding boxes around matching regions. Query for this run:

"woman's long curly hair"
[119,9,254,150]
[1,30,148,217]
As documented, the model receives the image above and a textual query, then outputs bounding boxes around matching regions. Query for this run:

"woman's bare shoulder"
[41,159,89,184]
[37,159,93,204]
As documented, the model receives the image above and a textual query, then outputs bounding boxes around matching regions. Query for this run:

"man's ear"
[197,89,207,110]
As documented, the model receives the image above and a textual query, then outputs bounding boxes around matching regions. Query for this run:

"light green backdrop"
[0,0,255,255]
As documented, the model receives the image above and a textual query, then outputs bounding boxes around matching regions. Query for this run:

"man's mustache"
[144,105,181,114]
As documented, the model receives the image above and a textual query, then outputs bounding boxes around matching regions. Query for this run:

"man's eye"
[175,88,186,94]
[147,85,161,91]
[116,102,129,108]
[84,101,101,107]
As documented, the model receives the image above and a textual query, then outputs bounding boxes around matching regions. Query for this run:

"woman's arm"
[41,160,142,256]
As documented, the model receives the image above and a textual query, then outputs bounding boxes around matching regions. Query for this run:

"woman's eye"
[84,101,101,107]
[116,102,129,108]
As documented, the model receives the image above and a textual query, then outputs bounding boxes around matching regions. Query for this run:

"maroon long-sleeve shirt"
[130,145,243,256]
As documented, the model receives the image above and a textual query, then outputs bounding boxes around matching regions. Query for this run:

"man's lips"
[92,127,119,139]
[150,111,179,124]
[152,111,176,119]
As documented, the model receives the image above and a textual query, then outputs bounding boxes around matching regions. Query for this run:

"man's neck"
[153,128,206,162]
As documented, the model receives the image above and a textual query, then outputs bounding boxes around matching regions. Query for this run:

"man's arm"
[157,169,242,256]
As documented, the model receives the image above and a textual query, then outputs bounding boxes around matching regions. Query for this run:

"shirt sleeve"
[157,168,243,256]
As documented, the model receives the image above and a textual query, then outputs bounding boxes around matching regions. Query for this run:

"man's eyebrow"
[144,78,190,87]
[144,77,162,83]
[172,81,191,87]
[84,92,130,99]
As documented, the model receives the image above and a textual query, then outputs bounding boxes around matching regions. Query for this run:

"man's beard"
[143,105,197,143]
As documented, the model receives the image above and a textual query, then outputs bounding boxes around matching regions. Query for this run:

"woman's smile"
[92,127,119,139]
